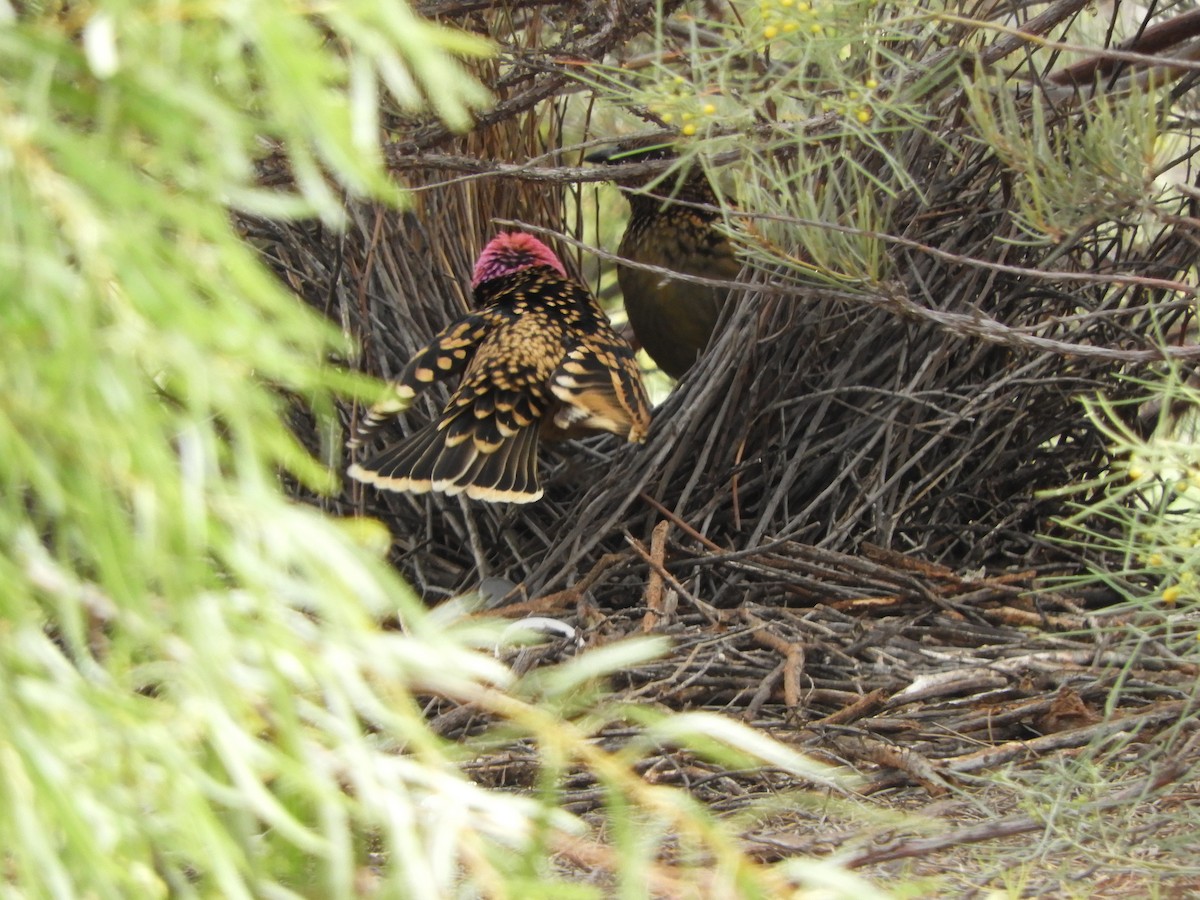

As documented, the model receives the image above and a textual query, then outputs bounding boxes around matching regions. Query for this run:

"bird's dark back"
[474,265,613,336]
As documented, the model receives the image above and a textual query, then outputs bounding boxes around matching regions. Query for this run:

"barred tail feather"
[348,417,543,503]
[467,425,542,502]
[347,383,416,450]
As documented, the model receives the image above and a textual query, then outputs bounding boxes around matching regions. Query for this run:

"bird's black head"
[585,139,678,166]
[587,137,721,210]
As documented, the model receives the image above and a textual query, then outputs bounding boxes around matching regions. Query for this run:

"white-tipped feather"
[348,232,650,503]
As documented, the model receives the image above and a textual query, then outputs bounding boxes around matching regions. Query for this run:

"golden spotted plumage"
[589,142,738,379]
[348,233,651,503]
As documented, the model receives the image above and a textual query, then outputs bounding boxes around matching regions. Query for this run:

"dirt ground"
[432,541,1200,897]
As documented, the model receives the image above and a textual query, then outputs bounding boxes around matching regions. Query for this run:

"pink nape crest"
[471,232,568,288]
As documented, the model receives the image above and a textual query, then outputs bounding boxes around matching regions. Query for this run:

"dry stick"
[980,604,1087,631]
[641,520,671,632]
[782,645,806,711]
[458,496,490,581]
[740,609,806,709]
[638,492,724,553]
[806,688,889,729]
[478,551,630,619]
[744,661,786,721]
[627,534,722,624]
[944,9,1200,76]
[941,699,1195,777]
[856,739,953,798]
[860,542,961,581]
[732,437,747,530]
[839,731,1200,869]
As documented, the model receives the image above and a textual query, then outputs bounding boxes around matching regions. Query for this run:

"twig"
[641,520,672,632]
[807,689,889,728]
[626,534,722,623]
[943,700,1195,776]
[839,731,1200,868]
[480,552,631,619]
[741,609,806,708]
[854,739,953,797]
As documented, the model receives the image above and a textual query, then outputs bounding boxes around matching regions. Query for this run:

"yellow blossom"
[682,123,697,136]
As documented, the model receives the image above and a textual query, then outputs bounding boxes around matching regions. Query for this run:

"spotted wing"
[348,309,505,449]
[549,333,652,442]
[349,316,559,502]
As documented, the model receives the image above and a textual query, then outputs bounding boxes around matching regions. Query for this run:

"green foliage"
[1030,363,1200,890]
[964,68,1165,244]
[1053,370,1200,625]
[582,0,1190,296]
[580,0,964,289]
[0,3,877,896]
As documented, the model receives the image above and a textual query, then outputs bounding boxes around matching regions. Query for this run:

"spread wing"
[349,314,559,503]
[348,309,506,449]
[549,336,652,442]
[347,407,544,503]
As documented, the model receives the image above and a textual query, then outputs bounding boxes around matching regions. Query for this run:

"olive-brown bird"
[588,142,739,379]
[348,232,651,503]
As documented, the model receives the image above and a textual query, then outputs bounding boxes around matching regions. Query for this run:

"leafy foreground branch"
[0,3,883,898]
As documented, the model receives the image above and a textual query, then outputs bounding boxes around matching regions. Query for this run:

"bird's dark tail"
[348,414,544,503]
